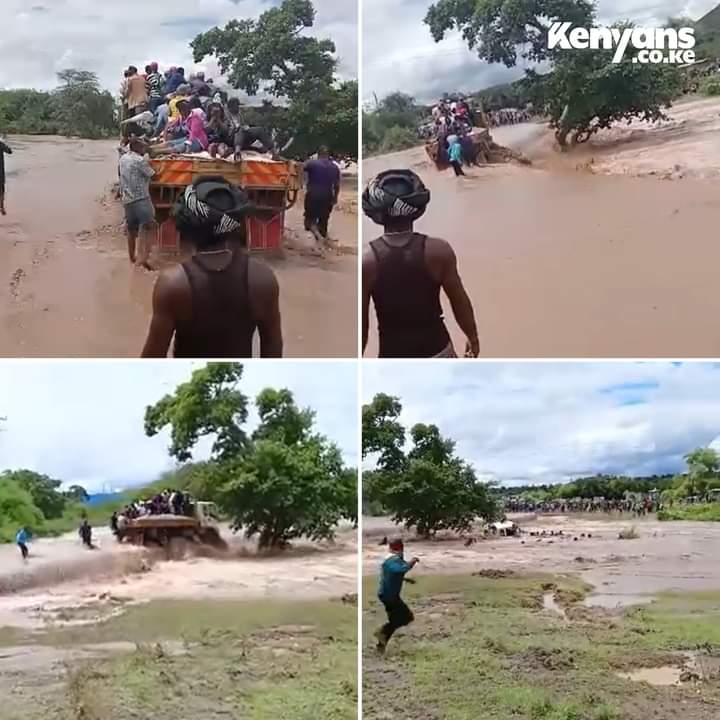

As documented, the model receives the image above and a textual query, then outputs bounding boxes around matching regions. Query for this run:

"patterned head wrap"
[362,169,430,225]
[172,176,253,244]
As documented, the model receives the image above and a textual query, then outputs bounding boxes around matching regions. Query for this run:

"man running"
[303,146,340,250]
[141,176,282,358]
[16,527,29,560]
[362,169,479,358]
[375,538,418,653]
[118,137,156,268]
[0,138,12,216]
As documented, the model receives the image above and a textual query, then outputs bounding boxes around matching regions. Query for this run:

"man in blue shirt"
[448,139,465,176]
[375,538,419,653]
[16,527,29,560]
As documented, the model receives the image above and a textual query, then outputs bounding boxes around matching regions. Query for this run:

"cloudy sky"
[363,362,720,486]
[363,0,718,103]
[1,0,356,93]
[0,361,358,494]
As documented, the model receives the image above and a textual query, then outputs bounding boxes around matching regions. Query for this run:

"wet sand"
[362,514,720,608]
[362,119,720,358]
[0,136,357,357]
[0,524,357,630]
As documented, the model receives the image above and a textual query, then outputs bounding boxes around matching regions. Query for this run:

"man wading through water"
[303,146,340,253]
[375,538,419,653]
[362,169,479,358]
[141,176,282,358]
[0,138,13,216]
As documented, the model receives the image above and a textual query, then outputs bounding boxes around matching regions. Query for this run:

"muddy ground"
[363,514,720,720]
[362,95,720,358]
[0,136,357,358]
[0,525,358,719]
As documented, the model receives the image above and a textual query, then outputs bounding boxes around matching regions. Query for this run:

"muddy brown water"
[363,514,720,608]
[362,122,720,358]
[0,136,357,358]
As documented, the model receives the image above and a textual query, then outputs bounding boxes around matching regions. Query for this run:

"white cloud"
[362,362,720,485]
[0,360,358,493]
[362,0,718,102]
[0,0,356,93]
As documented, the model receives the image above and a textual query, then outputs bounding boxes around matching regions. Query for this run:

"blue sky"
[362,362,720,486]
[363,0,717,102]
[0,361,358,493]
[1,0,356,92]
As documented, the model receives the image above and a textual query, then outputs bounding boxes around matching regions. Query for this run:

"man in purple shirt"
[303,146,340,250]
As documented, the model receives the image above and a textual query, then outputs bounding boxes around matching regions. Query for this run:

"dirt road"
[0,136,357,357]
[363,514,720,607]
[362,106,720,357]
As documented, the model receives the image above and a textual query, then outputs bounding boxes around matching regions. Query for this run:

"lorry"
[115,501,227,556]
[147,153,302,253]
[425,128,531,170]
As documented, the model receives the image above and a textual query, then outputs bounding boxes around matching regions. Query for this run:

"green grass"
[2,597,357,720]
[363,573,720,720]
[658,504,720,521]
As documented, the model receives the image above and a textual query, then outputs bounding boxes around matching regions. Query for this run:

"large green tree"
[192,0,356,159]
[425,0,681,147]
[53,69,116,139]
[145,363,249,463]
[145,364,355,548]
[0,478,45,542]
[363,395,496,535]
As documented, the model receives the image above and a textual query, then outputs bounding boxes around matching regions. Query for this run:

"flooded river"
[0,524,357,630]
[0,135,357,357]
[363,121,720,358]
[363,514,720,608]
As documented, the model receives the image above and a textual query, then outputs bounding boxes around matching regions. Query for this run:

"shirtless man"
[362,169,479,358]
[141,176,282,358]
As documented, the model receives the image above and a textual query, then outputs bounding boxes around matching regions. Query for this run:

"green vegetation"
[1,597,357,720]
[658,504,720,521]
[699,75,720,95]
[0,70,116,138]
[192,0,357,159]
[145,363,356,547]
[362,393,496,534]
[363,93,426,155]
[424,0,681,148]
[363,573,720,720]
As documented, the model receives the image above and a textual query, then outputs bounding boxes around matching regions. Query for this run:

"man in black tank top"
[141,176,282,358]
[361,169,479,358]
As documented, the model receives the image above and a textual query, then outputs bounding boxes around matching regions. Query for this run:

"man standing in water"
[362,169,479,358]
[118,137,155,268]
[141,176,282,358]
[0,138,13,216]
[303,146,340,251]
[16,527,29,561]
[375,538,419,653]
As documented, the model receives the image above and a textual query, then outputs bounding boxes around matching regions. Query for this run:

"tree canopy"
[424,0,682,147]
[362,394,496,535]
[0,69,116,139]
[192,0,356,159]
[145,362,356,547]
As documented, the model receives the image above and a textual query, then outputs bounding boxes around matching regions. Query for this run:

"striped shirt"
[118,151,155,205]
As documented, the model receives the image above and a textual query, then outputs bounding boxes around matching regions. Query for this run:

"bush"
[379,125,419,154]
[0,479,45,542]
[658,504,720,521]
[699,75,720,96]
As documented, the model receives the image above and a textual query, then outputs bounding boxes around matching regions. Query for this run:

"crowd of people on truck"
[114,489,195,526]
[119,63,274,161]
